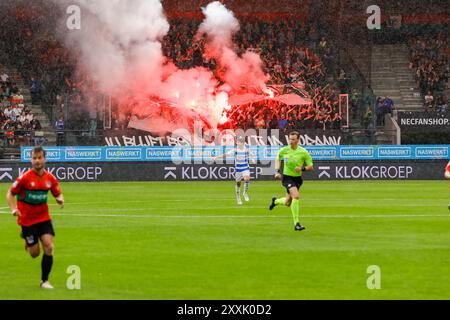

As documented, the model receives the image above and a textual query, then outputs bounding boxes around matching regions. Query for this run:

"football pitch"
[0,180,449,300]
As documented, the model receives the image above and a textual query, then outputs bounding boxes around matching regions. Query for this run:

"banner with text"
[397,111,450,132]
[21,145,450,163]
[2,160,447,182]
[103,129,343,146]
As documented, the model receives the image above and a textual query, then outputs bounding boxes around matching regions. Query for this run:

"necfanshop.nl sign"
[397,111,450,132]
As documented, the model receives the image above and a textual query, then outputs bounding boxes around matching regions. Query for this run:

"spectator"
[30,77,42,104]
[384,96,395,114]
[269,115,278,129]
[278,117,288,130]
[55,116,65,146]
[88,108,98,138]
[376,97,386,126]
[363,105,373,129]
[436,96,447,113]
[31,118,42,130]
[424,91,434,111]
[1,72,9,83]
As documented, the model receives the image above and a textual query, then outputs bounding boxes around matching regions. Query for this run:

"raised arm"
[213,149,235,161]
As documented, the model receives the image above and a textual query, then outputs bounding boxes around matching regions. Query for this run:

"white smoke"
[64,0,169,96]
[56,0,268,131]
[197,1,269,91]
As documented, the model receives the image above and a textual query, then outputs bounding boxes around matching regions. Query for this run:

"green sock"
[291,199,300,225]
[275,197,286,205]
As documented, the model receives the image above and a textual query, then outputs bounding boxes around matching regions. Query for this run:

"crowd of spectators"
[1,2,355,137]
[2,1,450,143]
[221,97,342,131]
[0,67,42,146]
[409,33,449,112]
[163,18,346,131]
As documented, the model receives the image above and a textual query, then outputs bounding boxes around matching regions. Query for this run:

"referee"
[269,131,313,231]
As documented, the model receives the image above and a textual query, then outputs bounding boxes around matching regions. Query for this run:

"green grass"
[0,180,449,300]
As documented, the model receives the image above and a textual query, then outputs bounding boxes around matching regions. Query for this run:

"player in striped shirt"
[214,136,253,205]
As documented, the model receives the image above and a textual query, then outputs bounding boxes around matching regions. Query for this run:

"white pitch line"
[41,201,448,210]
[43,198,447,206]
[0,212,448,219]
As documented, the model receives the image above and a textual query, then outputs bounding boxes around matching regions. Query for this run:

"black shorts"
[21,220,55,247]
[282,175,303,193]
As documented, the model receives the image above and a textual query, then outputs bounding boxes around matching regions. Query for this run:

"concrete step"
[402,98,423,103]
[403,105,424,109]
[372,89,401,93]
[399,107,424,112]
[402,96,423,100]
[394,74,415,78]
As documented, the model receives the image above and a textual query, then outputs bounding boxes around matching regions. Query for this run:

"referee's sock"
[291,199,300,225]
[275,197,286,205]
[41,254,53,282]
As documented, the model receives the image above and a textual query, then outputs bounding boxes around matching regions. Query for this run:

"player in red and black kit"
[445,160,450,180]
[6,146,64,289]
[445,160,450,210]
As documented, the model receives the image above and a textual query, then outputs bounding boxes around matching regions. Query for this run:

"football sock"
[291,199,300,225]
[275,197,286,205]
[244,181,249,194]
[235,182,241,196]
[41,254,53,282]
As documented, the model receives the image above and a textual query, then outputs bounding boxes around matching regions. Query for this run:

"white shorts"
[235,169,250,182]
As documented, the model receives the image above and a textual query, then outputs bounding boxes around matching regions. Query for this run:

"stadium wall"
[0,160,447,182]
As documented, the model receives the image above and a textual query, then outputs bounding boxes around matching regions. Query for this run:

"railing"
[339,51,376,129]
[384,112,401,145]
[0,130,45,148]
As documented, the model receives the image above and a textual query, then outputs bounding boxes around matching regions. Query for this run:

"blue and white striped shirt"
[235,147,250,173]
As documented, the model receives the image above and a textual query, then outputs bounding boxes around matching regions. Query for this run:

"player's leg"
[291,177,305,231]
[284,194,293,207]
[243,172,250,202]
[288,187,304,231]
[235,173,243,205]
[39,221,56,289]
[269,175,292,210]
[27,243,40,258]
[39,234,54,288]
[21,226,40,258]
[288,186,300,223]
[270,193,291,210]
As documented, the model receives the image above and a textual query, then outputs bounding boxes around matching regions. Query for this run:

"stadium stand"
[0,0,448,150]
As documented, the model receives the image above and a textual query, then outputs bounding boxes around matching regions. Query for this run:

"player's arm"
[445,165,450,179]
[300,165,314,172]
[6,190,20,217]
[6,177,23,217]
[274,150,283,180]
[249,148,257,165]
[51,177,64,209]
[213,150,234,160]
[296,152,314,172]
[305,151,314,171]
[55,194,64,208]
